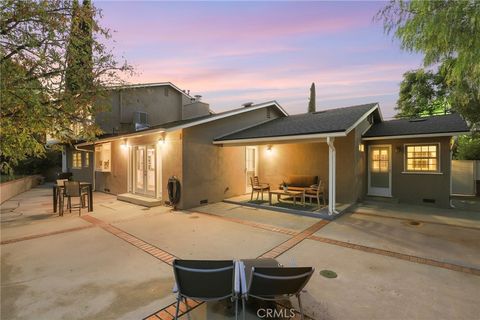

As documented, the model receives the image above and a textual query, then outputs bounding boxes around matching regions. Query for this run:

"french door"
[133,145,156,197]
[368,145,392,197]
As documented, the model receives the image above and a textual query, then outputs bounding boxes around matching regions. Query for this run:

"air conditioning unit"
[133,111,149,131]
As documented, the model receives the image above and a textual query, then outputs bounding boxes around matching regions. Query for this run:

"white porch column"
[327,137,337,215]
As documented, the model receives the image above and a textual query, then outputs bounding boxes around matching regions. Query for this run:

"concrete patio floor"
[1,186,480,320]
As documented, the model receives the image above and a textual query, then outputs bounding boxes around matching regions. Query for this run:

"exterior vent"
[422,198,435,203]
[194,95,202,102]
[200,199,208,204]
[133,111,149,131]
[242,102,254,108]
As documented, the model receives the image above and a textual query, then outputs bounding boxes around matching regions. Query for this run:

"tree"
[396,69,450,118]
[308,82,316,113]
[0,0,132,173]
[376,0,480,125]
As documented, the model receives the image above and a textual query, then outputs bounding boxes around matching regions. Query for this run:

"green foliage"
[396,69,450,118]
[376,0,480,125]
[0,0,132,174]
[308,82,316,113]
[455,135,480,160]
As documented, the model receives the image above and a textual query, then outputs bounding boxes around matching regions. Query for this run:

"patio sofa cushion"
[285,175,318,188]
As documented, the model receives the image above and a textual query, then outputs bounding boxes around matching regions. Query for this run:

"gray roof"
[215,103,378,141]
[363,113,469,138]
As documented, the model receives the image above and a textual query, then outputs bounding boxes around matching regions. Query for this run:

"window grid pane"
[405,144,439,172]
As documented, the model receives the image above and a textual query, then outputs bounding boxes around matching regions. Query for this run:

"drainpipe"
[74,144,96,191]
[327,137,337,215]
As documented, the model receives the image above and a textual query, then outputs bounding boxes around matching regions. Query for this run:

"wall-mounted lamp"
[158,132,166,145]
[120,139,128,149]
[267,145,273,152]
[358,143,365,152]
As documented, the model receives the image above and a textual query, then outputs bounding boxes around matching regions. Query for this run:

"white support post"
[62,146,68,173]
[327,137,337,215]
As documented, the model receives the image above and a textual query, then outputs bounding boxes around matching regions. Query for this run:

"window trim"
[72,151,82,169]
[403,143,441,174]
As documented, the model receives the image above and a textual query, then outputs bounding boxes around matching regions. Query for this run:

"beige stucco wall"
[95,86,186,134]
[366,136,452,207]
[0,175,42,204]
[256,131,358,204]
[181,106,283,208]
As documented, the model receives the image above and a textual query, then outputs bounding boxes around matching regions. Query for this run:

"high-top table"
[53,182,93,215]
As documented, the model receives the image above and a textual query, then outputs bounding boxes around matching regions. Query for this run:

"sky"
[95,1,424,118]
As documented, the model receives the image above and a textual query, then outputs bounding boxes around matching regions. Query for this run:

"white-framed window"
[83,152,90,167]
[404,143,440,173]
[72,152,82,169]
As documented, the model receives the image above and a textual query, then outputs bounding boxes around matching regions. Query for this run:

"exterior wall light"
[358,143,365,152]
[158,132,166,145]
[267,145,273,152]
[120,139,128,149]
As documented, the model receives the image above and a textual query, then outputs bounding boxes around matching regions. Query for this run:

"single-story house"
[67,100,469,213]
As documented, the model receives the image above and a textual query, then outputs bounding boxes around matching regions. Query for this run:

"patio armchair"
[64,181,88,215]
[238,260,314,320]
[250,176,270,201]
[172,259,240,320]
[304,181,326,208]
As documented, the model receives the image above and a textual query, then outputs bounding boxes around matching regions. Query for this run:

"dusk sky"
[96,1,424,118]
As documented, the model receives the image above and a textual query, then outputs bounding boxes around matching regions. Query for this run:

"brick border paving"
[80,215,178,265]
[308,235,480,276]
[353,211,480,231]
[143,215,330,320]
[0,225,94,245]
[192,210,298,236]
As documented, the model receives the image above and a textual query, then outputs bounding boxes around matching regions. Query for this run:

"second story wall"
[95,85,185,134]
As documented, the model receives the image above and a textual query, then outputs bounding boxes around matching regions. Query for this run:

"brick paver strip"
[80,215,178,266]
[143,217,330,320]
[0,225,94,245]
[259,220,330,259]
[192,210,298,236]
[354,211,480,231]
[308,235,480,276]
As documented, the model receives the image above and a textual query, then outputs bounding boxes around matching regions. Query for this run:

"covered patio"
[213,104,377,217]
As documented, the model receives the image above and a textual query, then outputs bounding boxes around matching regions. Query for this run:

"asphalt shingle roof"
[215,103,378,141]
[363,113,469,138]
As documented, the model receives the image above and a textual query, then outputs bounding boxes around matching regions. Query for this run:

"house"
[65,83,469,212]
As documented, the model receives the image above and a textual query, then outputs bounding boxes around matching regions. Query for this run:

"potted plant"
[281,181,288,192]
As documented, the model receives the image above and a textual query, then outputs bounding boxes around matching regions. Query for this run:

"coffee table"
[268,189,305,206]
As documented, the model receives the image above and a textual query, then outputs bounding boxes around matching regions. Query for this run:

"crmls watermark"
[257,308,296,318]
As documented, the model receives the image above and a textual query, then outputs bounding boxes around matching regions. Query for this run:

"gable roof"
[363,113,469,140]
[214,103,379,144]
[75,101,287,146]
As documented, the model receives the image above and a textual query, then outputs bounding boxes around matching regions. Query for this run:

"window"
[83,152,90,167]
[405,144,440,172]
[371,148,389,173]
[72,152,82,169]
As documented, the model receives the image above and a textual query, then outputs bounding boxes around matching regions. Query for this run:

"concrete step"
[117,193,163,207]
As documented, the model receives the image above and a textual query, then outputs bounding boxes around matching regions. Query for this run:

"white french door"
[368,145,392,197]
[133,145,156,197]
[245,146,258,193]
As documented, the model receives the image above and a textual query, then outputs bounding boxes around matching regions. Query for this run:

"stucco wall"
[366,136,452,207]
[95,86,185,134]
[257,131,357,204]
[0,175,42,204]
[181,106,283,208]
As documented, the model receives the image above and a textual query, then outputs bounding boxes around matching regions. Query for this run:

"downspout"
[74,144,96,191]
[327,137,337,215]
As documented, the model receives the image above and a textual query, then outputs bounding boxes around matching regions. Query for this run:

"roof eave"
[213,131,347,145]
[362,131,471,141]
[344,103,380,135]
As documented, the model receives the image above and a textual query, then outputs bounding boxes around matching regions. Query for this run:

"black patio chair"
[239,261,314,320]
[64,181,88,215]
[172,259,240,320]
